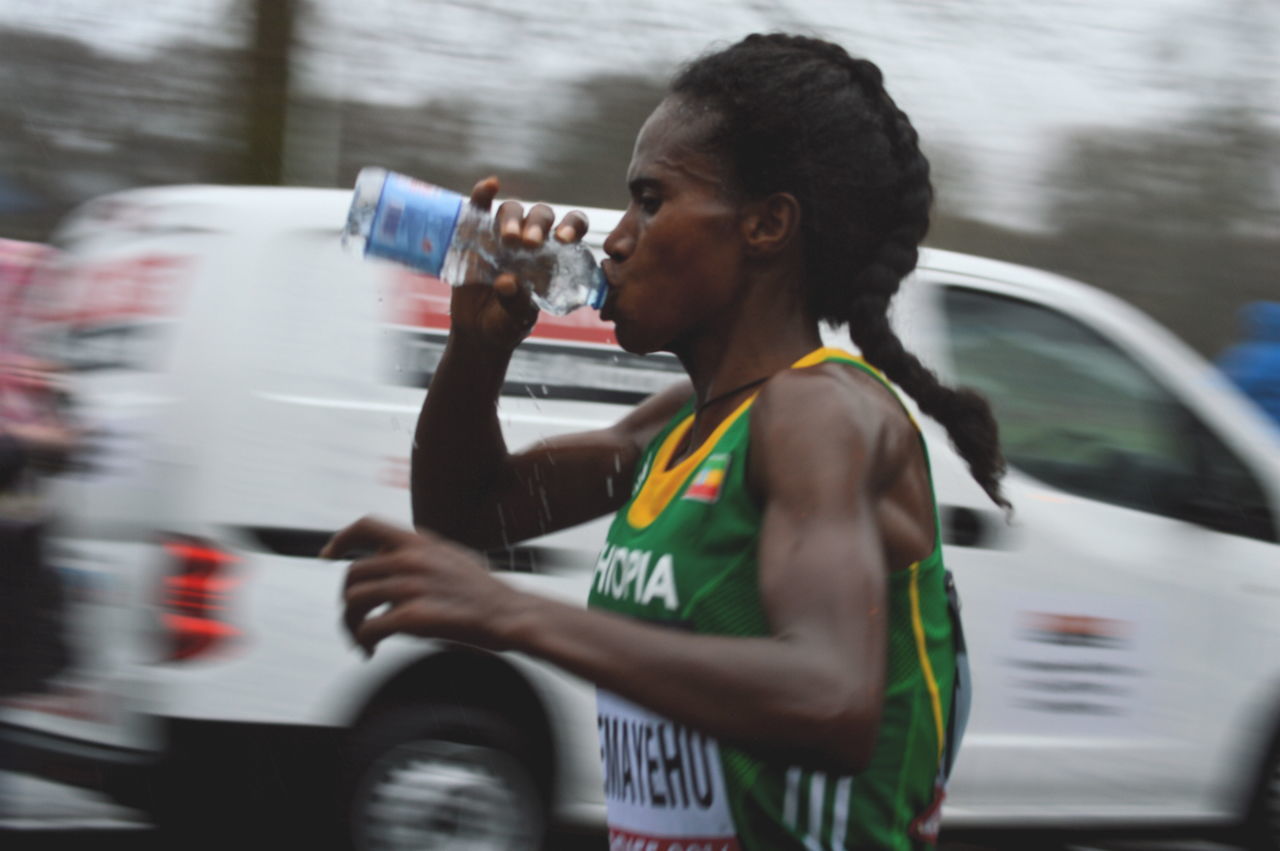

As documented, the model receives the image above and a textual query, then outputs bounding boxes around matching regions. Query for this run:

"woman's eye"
[639,195,662,215]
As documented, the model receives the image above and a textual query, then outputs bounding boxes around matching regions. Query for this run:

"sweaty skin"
[325,95,936,774]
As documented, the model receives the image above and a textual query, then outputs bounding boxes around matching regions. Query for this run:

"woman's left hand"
[321,516,517,657]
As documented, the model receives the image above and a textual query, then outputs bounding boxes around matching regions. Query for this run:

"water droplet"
[613,453,622,473]
[606,477,614,499]
[495,505,510,549]
[540,384,549,396]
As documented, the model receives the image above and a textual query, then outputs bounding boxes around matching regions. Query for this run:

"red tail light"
[160,537,243,661]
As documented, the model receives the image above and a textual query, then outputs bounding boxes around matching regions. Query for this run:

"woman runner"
[326,32,1008,850]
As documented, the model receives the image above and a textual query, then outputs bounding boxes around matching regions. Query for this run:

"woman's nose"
[602,220,633,263]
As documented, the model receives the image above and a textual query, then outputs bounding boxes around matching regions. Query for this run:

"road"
[0,773,1245,850]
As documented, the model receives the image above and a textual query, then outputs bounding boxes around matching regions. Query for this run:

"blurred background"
[0,0,1276,357]
[2,4,1279,850]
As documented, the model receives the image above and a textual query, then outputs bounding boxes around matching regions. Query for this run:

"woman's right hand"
[448,177,590,352]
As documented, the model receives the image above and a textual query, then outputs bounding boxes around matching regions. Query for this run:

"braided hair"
[672,33,1010,509]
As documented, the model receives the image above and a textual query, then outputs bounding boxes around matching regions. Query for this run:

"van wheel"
[1244,740,1280,851]
[344,703,547,851]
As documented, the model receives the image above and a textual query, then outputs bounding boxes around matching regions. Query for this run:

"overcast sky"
[3,0,1277,230]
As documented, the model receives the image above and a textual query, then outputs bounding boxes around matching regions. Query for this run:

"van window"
[941,287,1276,541]
[380,272,683,404]
[387,328,684,405]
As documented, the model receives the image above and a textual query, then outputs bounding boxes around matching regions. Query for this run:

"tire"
[343,703,548,851]
[1244,741,1280,851]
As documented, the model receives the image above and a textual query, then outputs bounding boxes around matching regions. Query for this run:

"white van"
[3,184,1280,850]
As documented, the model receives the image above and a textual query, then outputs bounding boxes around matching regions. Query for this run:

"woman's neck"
[674,316,823,452]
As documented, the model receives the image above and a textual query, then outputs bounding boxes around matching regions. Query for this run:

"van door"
[929,281,1277,820]
[1159,390,1280,816]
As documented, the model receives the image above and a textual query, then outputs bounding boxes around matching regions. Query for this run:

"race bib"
[597,690,740,851]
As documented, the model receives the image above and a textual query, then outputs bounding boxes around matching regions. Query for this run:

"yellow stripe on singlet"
[908,560,946,760]
[627,347,911,529]
[625,394,756,529]
[798,346,921,429]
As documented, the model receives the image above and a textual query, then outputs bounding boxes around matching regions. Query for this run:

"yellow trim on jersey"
[626,395,756,529]
[800,347,921,430]
[909,560,946,760]
[625,346,911,529]
[791,345,868,369]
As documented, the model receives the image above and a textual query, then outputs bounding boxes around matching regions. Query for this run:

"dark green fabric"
[589,351,957,850]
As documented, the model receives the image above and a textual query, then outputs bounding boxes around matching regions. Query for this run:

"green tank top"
[587,347,957,851]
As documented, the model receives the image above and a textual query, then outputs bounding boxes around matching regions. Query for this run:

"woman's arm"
[412,340,689,549]
[333,368,923,773]
[409,178,689,548]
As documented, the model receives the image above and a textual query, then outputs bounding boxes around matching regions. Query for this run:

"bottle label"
[366,173,464,276]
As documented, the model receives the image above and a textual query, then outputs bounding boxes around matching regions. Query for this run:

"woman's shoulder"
[750,362,931,532]
[755,358,914,441]
[750,364,914,479]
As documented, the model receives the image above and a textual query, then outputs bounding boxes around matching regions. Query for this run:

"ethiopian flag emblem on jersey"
[684,453,731,503]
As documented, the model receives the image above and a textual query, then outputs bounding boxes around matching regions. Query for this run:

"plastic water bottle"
[343,167,606,315]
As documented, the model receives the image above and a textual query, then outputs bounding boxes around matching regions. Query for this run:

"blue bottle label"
[366,173,464,276]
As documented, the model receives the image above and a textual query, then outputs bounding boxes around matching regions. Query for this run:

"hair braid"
[848,292,1010,509]
[673,33,1010,510]
[838,49,1010,509]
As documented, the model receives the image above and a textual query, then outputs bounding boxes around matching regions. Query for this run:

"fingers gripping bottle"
[343,167,607,316]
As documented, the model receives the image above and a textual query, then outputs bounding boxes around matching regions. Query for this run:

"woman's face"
[600,97,746,355]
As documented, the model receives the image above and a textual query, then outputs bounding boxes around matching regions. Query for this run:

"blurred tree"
[242,0,300,185]
[519,72,669,209]
[919,143,978,222]
[326,96,483,193]
[1033,0,1279,354]
[1047,108,1279,241]
[1042,105,1280,354]
[0,27,250,240]
[295,70,663,211]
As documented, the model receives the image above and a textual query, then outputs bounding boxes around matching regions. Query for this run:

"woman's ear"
[741,192,801,258]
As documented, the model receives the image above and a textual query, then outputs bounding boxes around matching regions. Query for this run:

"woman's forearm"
[498,590,876,772]
[410,337,515,544]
